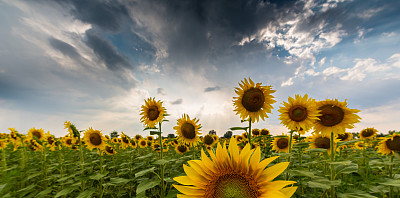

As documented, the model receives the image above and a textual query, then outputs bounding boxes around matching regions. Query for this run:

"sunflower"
[111,137,120,144]
[203,134,215,146]
[235,135,244,142]
[174,114,202,146]
[140,97,166,128]
[135,135,143,141]
[271,136,293,153]
[130,139,137,148]
[147,140,153,147]
[212,135,219,143]
[233,78,276,123]
[308,134,338,155]
[176,144,189,154]
[173,138,297,197]
[62,137,75,148]
[377,134,400,155]
[104,144,117,155]
[171,139,179,147]
[83,128,106,151]
[64,121,73,135]
[337,132,353,142]
[314,99,361,136]
[359,128,378,139]
[153,143,161,152]
[28,127,45,141]
[0,140,7,149]
[242,132,249,139]
[146,136,154,141]
[353,141,368,150]
[138,139,147,148]
[120,132,131,148]
[252,128,260,136]
[45,132,56,146]
[279,94,321,134]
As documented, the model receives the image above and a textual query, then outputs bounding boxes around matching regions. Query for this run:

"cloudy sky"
[1,0,399,137]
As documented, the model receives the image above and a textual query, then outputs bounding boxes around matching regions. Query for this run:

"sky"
[1,0,400,138]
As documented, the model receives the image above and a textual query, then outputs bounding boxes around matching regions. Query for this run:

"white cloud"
[382,32,396,37]
[319,57,326,66]
[387,53,400,68]
[322,66,346,77]
[281,77,293,87]
[357,7,384,19]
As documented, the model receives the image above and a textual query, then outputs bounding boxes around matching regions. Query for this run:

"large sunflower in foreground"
[173,138,297,197]
[140,97,166,128]
[28,127,45,141]
[233,77,276,123]
[278,94,320,134]
[377,133,400,155]
[314,99,361,136]
[83,128,106,150]
[359,128,378,139]
[174,114,201,146]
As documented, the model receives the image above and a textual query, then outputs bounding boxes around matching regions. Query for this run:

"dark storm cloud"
[204,86,220,92]
[171,98,183,105]
[49,37,80,59]
[85,29,132,71]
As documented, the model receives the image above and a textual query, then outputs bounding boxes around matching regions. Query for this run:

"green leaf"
[136,178,160,195]
[337,140,360,146]
[0,184,7,194]
[76,188,97,198]
[35,187,52,198]
[110,177,131,185]
[289,170,315,178]
[55,186,79,198]
[306,181,330,190]
[328,160,352,165]
[307,148,328,153]
[229,127,249,131]
[135,167,156,178]
[380,179,400,187]
[89,172,108,180]
[166,189,179,198]
[338,190,378,198]
[337,165,358,174]
[293,142,313,147]
[150,131,161,135]
[153,159,169,165]
[143,127,157,131]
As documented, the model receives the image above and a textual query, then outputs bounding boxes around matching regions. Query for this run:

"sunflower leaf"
[136,178,160,195]
[380,179,400,187]
[76,188,97,198]
[150,131,161,135]
[144,127,157,131]
[337,140,360,146]
[35,187,53,197]
[89,171,109,180]
[230,127,249,131]
[152,159,169,165]
[54,186,79,198]
[135,167,156,178]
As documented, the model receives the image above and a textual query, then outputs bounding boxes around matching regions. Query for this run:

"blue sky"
[1,0,399,137]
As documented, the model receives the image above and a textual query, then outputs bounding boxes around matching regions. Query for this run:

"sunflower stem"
[330,132,335,198]
[78,134,86,192]
[389,155,394,198]
[286,130,294,180]
[248,118,252,147]
[1,148,6,177]
[158,122,165,198]
[42,146,48,188]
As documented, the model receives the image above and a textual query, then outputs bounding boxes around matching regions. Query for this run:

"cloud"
[204,86,221,92]
[357,7,384,19]
[171,98,183,105]
[157,88,166,95]
[48,37,80,59]
[281,77,293,87]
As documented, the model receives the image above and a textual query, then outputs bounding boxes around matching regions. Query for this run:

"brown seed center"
[32,131,42,139]
[337,133,349,141]
[89,133,102,146]
[47,137,55,145]
[66,139,72,145]
[147,105,160,121]
[289,105,308,122]
[252,129,260,136]
[260,129,269,135]
[140,140,147,146]
[122,136,129,143]
[361,129,375,138]
[386,136,400,152]
[277,138,289,149]
[105,146,114,154]
[315,137,330,149]
[318,105,344,127]
[241,88,265,112]
[181,123,196,139]
[204,135,214,145]
[177,145,187,153]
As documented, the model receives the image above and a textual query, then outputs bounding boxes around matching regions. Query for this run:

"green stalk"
[330,132,335,198]
[1,149,6,176]
[389,155,394,198]
[78,135,86,192]
[192,145,196,160]
[248,118,252,147]
[286,130,294,180]
[158,122,165,198]
[42,146,48,188]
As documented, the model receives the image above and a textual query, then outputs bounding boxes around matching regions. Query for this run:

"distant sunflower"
[45,132,56,146]
[233,77,276,123]
[120,132,131,148]
[138,139,147,148]
[377,134,400,155]
[359,128,378,139]
[104,144,117,155]
[252,128,260,136]
[242,132,249,139]
[28,127,45,141]
[261,128,270,136]
[63,137,75,148]
[314,99,361,136]
[134,135,143,141]
[337,132,353,142]
[171,139,179,147]
[354,141,368,150]
[111,137,120,144]
[153,143,161,152]
[83,128,106,150]
[146,136,154,141]
[271,136,293,153]
[130,139,137,148]
[203,134,215,146]
[174,114,201,146]
[147,140,153,147]
[64,121,73,135]
[0,140,7,149]
[175,144,189,154]
[173,138,297,197]
[279,94,321,134]
[309,134,338,154]
[212,135,219,143]
[140,97,166,128]
[235,135,244,142]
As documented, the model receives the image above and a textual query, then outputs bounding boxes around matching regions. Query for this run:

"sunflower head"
[146,136,154,141]
[271,136,293,153]
[233,77,276,123]
[173,138,297,197]
[377,133,400,155]
[309,134,338,155]
[359,128,378,139]
[130,139,137,148]
[104,144,117,155]
[203,134,215,146]
[252,129,260,136]
[314,99,361,136]
[138,139,147,148]
[135,135,143,141]
[260,128,270,136]
[83,128,106,151]
[28,127,45,141]
[140,97,166,128]
[337,132,353,142]
[174,114,201,146]
[278,94,321,133]
[175,144,189,154]
[0,140,7,149]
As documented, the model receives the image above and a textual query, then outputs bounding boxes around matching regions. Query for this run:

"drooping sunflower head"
[377,133,400,155]
[174,114,201,146]
[271,136,293,153]
[140,97,166,128]
[252,129,260,136]
[104,144,117,155]
[309,134,338,155]
[83,127,106,151]
[120,132,131,147]
[314,99,361,136]
[359,128,378,139]
[175,144,189,154]
[278,94,321,133]
[203,134,215,146]
[64,121,73,134]
[233,77,276,123]
[28,127,45,141]
[337,132,353,142]
[260,128,270,136]
[173,138,297,197]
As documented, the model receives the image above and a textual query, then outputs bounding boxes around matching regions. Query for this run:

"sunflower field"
[0,78,399,198]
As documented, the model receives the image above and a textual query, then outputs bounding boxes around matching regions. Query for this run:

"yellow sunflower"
[45,132,56,146]
[252,128,260,136]
[153,143,161,152]
[203,134,215,146]
[235,135,244,142]
[175,144,189,154]
[308,134,338,155]
[146,136,154,141]
[28,127,45,141]
[174,114,202,146]
[130,139,137,148]
[140,97,166,128]
[233,77,276,123]
[104,144,117,155]
[83,128,106,150]
[120,132,131,148]
[173,138,297,197]
[135,134,143,141]
[377,133,400,155]
[314,99,361,136]
[0,140,7,149]
[353,141,368,150]
[278,94,321,134]
[271,136,293,153]
[359,128,378,139]
[212,135,219,143]
[260,129,270,136]
[138,139,147,148]
[337,132,353,142]
[64,121,73,135]
[146,140,153,147]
